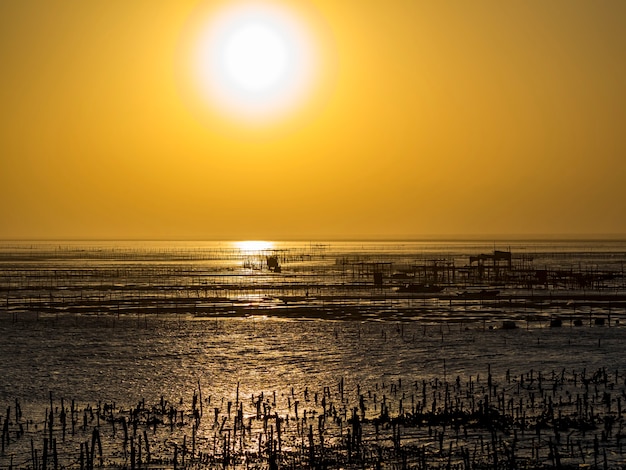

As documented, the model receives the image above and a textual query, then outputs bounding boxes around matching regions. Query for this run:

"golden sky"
[1,0,625,240]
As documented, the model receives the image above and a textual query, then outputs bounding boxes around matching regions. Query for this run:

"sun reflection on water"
[233,240,275,252]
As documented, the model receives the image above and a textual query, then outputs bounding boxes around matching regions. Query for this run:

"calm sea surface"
[1,240,626,468]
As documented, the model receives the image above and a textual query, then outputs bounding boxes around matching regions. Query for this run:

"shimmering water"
[1,240,626,468]
[1,315,624,407]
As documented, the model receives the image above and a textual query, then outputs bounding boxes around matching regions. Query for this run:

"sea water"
[1,240,626,468]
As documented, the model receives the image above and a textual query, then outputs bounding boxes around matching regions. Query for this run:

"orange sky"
[1,0,625,240]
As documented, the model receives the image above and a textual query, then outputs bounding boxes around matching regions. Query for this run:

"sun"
[189,1,317,123]
[222,22,288,92]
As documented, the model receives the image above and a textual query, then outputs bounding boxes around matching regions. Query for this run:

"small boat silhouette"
[457,289,500,299]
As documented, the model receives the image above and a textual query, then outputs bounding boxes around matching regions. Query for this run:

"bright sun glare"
[224,23,287,92]
[234,240,275,252]
[192,2,316,122]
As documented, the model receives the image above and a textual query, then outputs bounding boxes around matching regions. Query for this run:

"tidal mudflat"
[1,240,626,468]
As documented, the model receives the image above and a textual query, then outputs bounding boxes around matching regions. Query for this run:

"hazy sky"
[1,0,625,240]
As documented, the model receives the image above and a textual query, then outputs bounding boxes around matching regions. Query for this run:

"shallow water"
[1,314,624,406]
[1,240,626,468]
[1,315,626,468]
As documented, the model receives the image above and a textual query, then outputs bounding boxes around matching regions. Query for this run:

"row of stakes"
[1,367,626,469]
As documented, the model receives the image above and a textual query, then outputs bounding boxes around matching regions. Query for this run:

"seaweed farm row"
[2,365,626,469]
[1,241,626,324]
